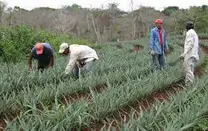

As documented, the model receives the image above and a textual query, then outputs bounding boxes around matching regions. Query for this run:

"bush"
[0,25,94,63]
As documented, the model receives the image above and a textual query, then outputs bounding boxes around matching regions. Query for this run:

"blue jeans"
[73,61,93,79]
[152,54,166,70]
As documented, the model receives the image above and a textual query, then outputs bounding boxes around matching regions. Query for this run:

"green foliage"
[162,6,179,16]
[62,4,82,11]
[174,6,208,33]
[0,25,92,63]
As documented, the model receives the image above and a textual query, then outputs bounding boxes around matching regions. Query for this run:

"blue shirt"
[31,43,54,66]
[149,27,168,54]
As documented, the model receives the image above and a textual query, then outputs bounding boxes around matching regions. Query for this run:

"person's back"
[59,43,99,79]
[180,21,199,86]
[184,29,199,61]
[69,44,99,61]
[32,43,54,56]
[29,43,54,71]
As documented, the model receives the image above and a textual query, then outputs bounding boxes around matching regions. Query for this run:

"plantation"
[0,25,208,131]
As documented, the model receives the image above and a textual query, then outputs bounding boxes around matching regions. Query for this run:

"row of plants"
[121,65,208,131]
[3,56,188,130]
[0,37,180,97]
[0,39,184,117]
[4,40,206,130]
[0,43,149,96]
[1,37,202,130]
[0,47,152,116]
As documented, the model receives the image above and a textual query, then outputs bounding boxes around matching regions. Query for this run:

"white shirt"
[183,29,199,61]
[65,44,99,74]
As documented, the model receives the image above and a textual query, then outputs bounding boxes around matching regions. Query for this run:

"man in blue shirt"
[149,19,168,70]
[28,43,55,72]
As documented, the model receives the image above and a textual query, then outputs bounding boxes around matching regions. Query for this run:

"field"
[0,36,208,131]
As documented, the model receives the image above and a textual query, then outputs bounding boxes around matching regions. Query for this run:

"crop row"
[3,58,196,130]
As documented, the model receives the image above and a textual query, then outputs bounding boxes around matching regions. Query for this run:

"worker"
[28,43,55,72]
[149,19,168,70]
[58,43,99,79]
[180,21,199,86]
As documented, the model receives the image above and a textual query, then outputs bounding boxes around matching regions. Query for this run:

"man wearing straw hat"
[59,43,99,79]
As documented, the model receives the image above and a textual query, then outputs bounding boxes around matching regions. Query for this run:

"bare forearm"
[49,57,54,67]
[28,54,32,69]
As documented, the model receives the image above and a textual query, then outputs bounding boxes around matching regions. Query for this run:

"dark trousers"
[73,61,93,79]
[38,63,49,73]
[152,54,165,70]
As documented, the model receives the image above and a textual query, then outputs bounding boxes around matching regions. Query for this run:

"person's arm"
[184,33,194,54]
[65,54,78,75]
[28,53,33,71]
[149,29,154,50]
[164,31,168,52]
[180,33,194,58]
[48,49,54,67]
[149,29,156,55]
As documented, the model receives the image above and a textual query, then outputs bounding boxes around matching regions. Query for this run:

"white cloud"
[3,0,208,11]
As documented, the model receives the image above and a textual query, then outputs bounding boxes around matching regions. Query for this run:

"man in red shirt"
[149,19,168,70]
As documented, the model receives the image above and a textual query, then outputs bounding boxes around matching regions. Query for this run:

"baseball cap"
[35,43,44,55]
[155,19,163,24]
[59,43,69,53]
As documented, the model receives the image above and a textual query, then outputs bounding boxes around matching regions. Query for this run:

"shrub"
[0,25,94,63]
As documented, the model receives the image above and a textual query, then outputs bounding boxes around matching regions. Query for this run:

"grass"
[0,36,208,130]
[121,70,208,131]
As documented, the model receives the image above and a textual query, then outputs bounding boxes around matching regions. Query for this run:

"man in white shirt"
[59,43,99,79]
[180,21,199,86]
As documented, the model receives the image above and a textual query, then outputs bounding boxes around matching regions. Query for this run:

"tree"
[63,4,82,11]
[108,3,119,11]
[162,6,179,16]
[0,1,6,23]
[202,5,208,11]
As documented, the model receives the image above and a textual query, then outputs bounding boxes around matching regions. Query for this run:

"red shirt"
[158,28,163,47]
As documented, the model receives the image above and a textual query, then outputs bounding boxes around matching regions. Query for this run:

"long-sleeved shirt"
[149,27,168,54]
[183,29,199,61]
[65,44,99,75]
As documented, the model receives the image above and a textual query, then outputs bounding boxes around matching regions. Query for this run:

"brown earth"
[0,110,20,131]
[201,45,208,55]
[60,83,106,104]
[130,44,144,53]
[82,46,208,131]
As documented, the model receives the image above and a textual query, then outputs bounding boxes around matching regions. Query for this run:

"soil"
[201,45,208,55]
[60,83,107,104]
[0,110,20,131]
[199,38,208,41]
[130,44,144,53]
[81,79,185,131]
[82,61,206,130]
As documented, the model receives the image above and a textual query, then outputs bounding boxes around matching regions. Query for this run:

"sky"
[2,0,208,11]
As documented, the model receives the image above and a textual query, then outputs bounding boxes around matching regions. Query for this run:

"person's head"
[34,43,44,55]
[155,19,163,29]
[59,43,70,55]
[186,21,194,31]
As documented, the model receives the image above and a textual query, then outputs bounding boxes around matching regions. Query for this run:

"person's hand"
[28,67,32,73]
[164,50,170,56]
[165,49,169,54]
[180,53,185,60]
[150,50,155,55]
